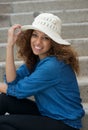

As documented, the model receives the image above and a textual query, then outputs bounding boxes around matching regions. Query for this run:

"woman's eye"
[32,33,37,37]
[43,36,50,41]
[31,33,50,41]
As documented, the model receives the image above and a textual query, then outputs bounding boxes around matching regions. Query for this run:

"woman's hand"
[0,83,8,94]
[7,24,22,47]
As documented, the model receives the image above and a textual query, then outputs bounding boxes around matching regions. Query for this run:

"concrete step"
[0,0,55,2]
[0,23,88,43]
[1,9,88,28]
[0,0,88,14]
[0,44,18,62]
[0,38,88,62]
[69,38,88,56]
[6,0,88,14]
[0,14,11,28]
[81,103,88,130]
[78,77,88,103]
[78,56,88,78]
[62,23,88,39]
[0,3,13,14]
[50,9,88,24]
[0,13,33,28]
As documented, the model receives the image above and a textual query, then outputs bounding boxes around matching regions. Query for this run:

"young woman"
[0,13,85,130]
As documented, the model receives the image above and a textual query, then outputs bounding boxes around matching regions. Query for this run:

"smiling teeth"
[35,46,41,49]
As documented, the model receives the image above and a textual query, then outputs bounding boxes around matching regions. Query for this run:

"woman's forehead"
[33,30,49,37]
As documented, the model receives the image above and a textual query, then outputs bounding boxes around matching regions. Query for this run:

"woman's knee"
[0,93,12,114]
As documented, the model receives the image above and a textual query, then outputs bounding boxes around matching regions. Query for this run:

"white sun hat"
[21,13,70,45]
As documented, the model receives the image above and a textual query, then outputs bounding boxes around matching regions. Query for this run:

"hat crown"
[32,13,62,34]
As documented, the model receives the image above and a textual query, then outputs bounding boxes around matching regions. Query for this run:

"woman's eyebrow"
[33,31,50,38]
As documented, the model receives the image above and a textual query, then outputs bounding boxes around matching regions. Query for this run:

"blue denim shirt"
[4,56,85,129]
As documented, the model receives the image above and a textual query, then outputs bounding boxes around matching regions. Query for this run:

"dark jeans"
[0,93,79,130]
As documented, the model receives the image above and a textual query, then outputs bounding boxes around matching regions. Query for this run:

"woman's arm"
[6,24,21,82]
[6,45,16,82]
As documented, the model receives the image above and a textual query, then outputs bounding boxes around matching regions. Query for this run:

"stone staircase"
[0,0,88,129]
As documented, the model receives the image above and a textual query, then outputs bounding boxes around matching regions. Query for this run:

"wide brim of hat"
[21,25,70,45]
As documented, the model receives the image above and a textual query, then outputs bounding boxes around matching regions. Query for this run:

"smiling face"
[31,30,52,60]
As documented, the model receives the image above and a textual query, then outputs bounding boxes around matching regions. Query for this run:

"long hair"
[16,30,79,75]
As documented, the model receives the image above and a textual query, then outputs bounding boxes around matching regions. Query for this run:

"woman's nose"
[36,37,42,45]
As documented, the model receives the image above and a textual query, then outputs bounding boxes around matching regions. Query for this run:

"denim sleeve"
[4,64,30,85]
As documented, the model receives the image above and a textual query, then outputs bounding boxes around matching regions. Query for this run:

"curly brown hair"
[16,30,79,75]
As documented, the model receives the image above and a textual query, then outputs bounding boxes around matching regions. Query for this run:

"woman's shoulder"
[37,56,64,70]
